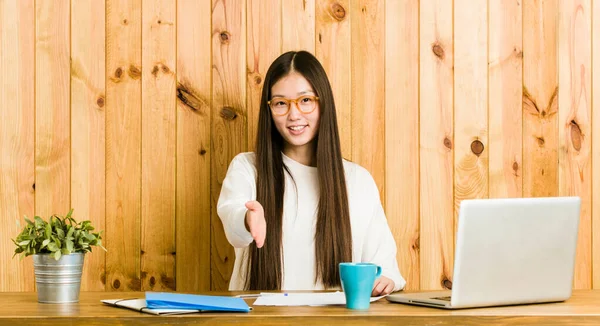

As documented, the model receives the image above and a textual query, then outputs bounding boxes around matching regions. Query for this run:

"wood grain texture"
[351,0,385,202]
[315,0,352,160]
[5,290,600,325]
[5,0,600,294]
[282,0,315,53]
[454,0,488,227]
[176,0,212,293]
[106,0,142,291]
[141,0,176,292]
[523,0,559,198]
[70,0,106,291]
[558,0,592,289]
[0,0,35,292]
[593,0,600,289]
[419,0,454,291]
[247,0,281,152]
[489,0,523,199]
[211,0,247,291]
[384,0,419,291]
[35,0,70,218]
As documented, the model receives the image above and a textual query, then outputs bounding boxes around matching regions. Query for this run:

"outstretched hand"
[245,201,266,248]
[372,276,395,296]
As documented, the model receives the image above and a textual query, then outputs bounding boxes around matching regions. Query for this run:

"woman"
[217,51,405,296]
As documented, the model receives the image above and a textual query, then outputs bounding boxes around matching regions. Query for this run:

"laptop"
[387,196,581,309]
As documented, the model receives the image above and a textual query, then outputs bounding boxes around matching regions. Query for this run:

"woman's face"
[269,72,320,150]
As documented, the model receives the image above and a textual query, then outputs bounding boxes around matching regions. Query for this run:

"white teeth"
[289,126,306,131]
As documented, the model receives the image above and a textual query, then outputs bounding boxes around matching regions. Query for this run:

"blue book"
[145,292,251,313]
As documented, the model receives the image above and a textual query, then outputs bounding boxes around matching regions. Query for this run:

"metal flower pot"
[33,253,85,303]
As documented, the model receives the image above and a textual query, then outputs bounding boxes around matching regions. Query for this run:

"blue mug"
[339,262,382,310]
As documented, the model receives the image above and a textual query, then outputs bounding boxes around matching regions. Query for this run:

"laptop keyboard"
[432,296,452,301]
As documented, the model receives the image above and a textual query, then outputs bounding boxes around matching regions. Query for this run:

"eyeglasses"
[267,95,319,116]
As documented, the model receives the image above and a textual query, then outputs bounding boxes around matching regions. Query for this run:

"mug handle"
[375,265,382,278]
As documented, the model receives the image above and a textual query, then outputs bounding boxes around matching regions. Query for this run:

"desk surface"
[2,290,600,325]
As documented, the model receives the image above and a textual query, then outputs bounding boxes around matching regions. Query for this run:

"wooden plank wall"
[2,0,600,292]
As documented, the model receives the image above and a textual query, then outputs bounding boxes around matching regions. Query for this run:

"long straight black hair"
[246,51,352,290]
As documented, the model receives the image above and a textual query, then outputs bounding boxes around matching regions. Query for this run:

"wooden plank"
[247,0,281,152]
[140,0,176,292]
[558,0,592,290]
[176,0,212,293]
[351,0,385,201]
[523,0,558,198]
[35,0,70,218]
[0,0,35,292]
[593,0,600,289]
[70,0,106,291]
[454,0,488,226]
[106,0,142,291]
[282,0,315,53]
[419,0,454,291]
[384,0,419,291]
[488,0,523,199]
[211,0,247,291]
[315,0,351,160]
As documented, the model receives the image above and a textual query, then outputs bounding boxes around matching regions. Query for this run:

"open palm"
[245,201,266,248]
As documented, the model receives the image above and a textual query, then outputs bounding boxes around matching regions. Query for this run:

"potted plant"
[12,209,106,303]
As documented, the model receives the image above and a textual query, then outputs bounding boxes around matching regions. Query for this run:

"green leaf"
[47,242,58,252]
[34,216,44,228]
[13,209,106,259]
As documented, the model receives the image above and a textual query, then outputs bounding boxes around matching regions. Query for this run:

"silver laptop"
[387,196,581,309]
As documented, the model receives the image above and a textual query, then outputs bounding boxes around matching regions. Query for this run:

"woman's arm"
[217,154,256,248]
[361,172,407,294]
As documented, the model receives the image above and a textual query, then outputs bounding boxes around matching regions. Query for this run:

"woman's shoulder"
[342,159,376,187]
[232,152,256,165]
[228,152,257,174]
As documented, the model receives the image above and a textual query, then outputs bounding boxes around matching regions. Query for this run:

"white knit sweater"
[217,152,406,292]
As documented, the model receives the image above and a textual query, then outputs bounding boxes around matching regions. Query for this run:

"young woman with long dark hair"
[217,51,405,296]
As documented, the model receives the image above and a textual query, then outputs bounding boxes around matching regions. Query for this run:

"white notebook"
[102,298,200,315]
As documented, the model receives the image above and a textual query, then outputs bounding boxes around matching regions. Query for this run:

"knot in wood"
[128,65,141,79]
[432,43,445,59]
[470,140,484,156]
[443,137,452,149]
[220,31,230,44]
[330,3,346,21]
[442,279,453,290]
[570,120,582,151]
[220,107,237,120]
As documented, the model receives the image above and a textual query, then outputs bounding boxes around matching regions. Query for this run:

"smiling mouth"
[288,125,307,131]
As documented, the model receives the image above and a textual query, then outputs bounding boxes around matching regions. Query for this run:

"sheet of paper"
[252,291,385,306]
